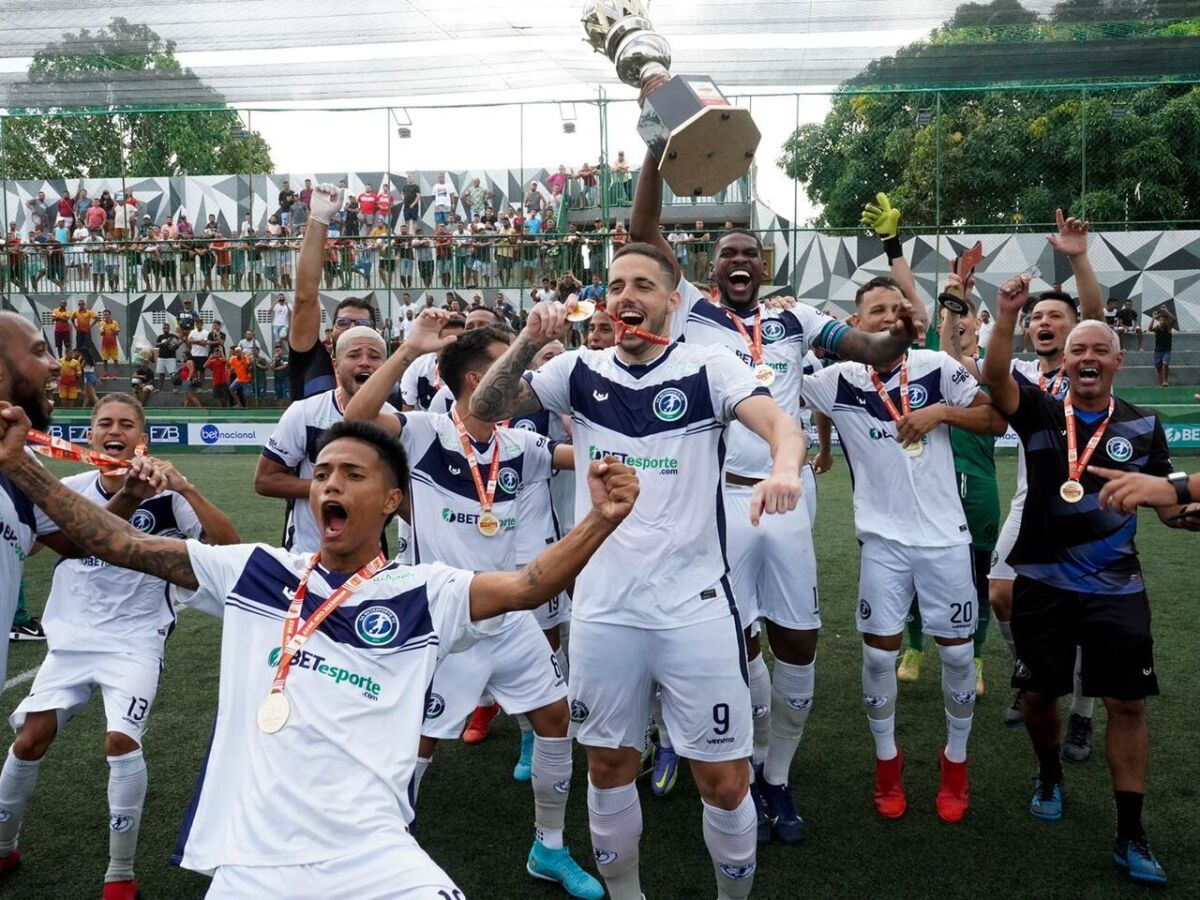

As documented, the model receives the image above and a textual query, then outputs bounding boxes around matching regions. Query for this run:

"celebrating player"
[981,273,1193,885]
[0,404,639,898]
[800,276,1008,823]
[471,242,808,900]
[0,394,238,899]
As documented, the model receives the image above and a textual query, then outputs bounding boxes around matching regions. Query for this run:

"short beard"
[1034,346,1061,359]
[12,374,50,431]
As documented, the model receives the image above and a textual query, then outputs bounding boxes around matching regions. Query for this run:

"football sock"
[747,653,771,767]
[764,659,814,786]
[0,747,40,855]
[1070,647,1094,719]
[587,779,641,900]
[531,735,571,849]
[702,794,757,900]
[938,642,976,763]
[862,645,898,760]
[1115,790,1146,842]
[996,618,1016,661]
[105,749,146,883]
[1036,743,1064,786]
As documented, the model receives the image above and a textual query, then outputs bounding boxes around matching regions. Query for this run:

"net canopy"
[0,0,1197,112]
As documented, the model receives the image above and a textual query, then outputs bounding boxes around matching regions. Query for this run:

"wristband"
[1168,471,1191,505]
[883,236,903,262]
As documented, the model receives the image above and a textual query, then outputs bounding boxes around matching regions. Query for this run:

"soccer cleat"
[749,766,771,844]
[9,618,46,642]
[527,840,605,899]
[896,649,923,683]
[1003,690,1024,728]
[873,752,907,819]
[1030,777,1063,821]
[0,849,21,880]
[935,751,969,823]
[102,879,139,900]
[1114,837,1168,885]
[760,779,807,844]
[974,658,986,697]
[513,729,535,782]
[650,745,678,797]
[461,703,502,745]
[1062,713,1093,763]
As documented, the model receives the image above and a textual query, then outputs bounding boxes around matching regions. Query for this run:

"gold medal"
[566,300,596,323]
[753,364,776,387]
[477,511,502,537]
[257,692,291,734]
[904,441,924,458]
[1059,479,1084,503]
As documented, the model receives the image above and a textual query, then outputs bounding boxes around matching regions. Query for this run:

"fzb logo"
[761,320,786,342]
[355,606,400,646]
[652,388,687,422]
[907,384,929,409]
[425,693,445,719]
[1106,436,1133,463]
[130,509,157,533]
[200,424,220,445]
[498,467,520,494]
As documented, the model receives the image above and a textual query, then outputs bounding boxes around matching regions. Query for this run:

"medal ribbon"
[614,319,670,346]
[1064,394,1115,483]
[1039,367,1065,396]
[725,308,763,365]
[451,407,501,514]
[269,551,388,697]
[868,359,911,424]
[26,429,141,474]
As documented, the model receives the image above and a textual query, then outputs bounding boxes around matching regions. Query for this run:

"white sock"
[1071,646,1094,718]
[747,653,771,767]
[702,794,757,900]
[106,749,147,883]
[587,779,642,900]
[651,689,672,750]
[996,618,1016,661]
[764,659,814,786]
[478,691,495,707]
[0,747,41,855]
[937,643,976,764]
[862,645,898,760]
[412,756,431,805]
[531,735,571,849]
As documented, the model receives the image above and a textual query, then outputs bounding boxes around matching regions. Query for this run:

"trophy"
[937,242,984,315]
[582,1,761,198]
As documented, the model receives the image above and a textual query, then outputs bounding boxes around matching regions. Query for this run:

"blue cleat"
[1114,837,1168,885]
[527,840,605,899]
[513,730,535,782]
[750,764,771,845]
[1030,777,1063,821]
[760,779,807,844]
[650,744,678,797]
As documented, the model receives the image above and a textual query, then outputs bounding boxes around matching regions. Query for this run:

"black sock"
[1115,791,1146,843]
[1036,743,1064,785]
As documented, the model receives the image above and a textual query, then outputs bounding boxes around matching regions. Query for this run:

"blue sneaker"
[1030,777,1063,821]
[527,840,605,899]
[750,764,771,845]
[760,779,807,844]
[513,730,535,782]
[650,744,678,797]
[1114,837,1167,885]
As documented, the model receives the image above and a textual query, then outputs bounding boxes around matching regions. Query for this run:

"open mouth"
[727,269,753,289]
[102,440,126,454]
[617,308,645,328]
[1077,365,1101,383]
[1035,329,1055,343]
[352,371,372,385]
[321,501,349,538]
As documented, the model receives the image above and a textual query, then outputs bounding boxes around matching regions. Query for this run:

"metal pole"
[385,107,393,326]
[247,109,254,235]
[120,112,130,361]
[934,92,943,320]
[0,114,9,312]
[1080,88,1088,221]
[792,93,799,288]
[599,87,610,270]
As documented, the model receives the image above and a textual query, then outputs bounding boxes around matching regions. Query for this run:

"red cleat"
[102,879,139,900]
[873,751,907,819]
[461,703,502,745]
[936,751,969,823]
[0,848,21,880]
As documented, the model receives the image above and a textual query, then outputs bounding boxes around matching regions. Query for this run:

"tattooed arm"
[470,300,568,421]
[467,459,637,621]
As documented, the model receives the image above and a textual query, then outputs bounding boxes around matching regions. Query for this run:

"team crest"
[594,850,618,865]
[761,320,786,342]
[786,696,814,711]
[109,814,135,833]
[907,384,929,409]
[720,863,757,880]
[570,699,590,723]
[1014,660,1031,681]
[1106,436,1133,462]
[751,704,769,720]
[652,388,688,423]
[425,693,445,719]
[130,509,157,533]
[858,599,872,620]
[498,467,520,494]
[512,419,537,432]
[952,691,977,706]
[553,779,572,794]
[355,606,400,646]
[863,694,890,709]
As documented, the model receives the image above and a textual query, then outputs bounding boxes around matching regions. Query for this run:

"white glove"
[309,183,343,225]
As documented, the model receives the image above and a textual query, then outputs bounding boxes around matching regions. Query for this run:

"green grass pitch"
[2,455,1198,899]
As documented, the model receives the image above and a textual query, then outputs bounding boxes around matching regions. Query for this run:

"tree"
[778,0,1200,228]
[1,18,272,180]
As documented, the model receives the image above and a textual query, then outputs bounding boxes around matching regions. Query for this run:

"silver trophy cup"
[582,0,760,197]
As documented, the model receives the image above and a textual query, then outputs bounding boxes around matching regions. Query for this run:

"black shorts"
[213,384,231,402]
[1010,576,1158,701]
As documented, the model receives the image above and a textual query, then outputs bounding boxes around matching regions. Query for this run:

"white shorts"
[989,494,1024,582]
[724,473,820,631]
[857,536,977,640]
[206,841,460,900]
[155,357,177,375]
[568,607,752,762]
[10,649,162,743]
[422,612,565,739]
[531,591,571,631]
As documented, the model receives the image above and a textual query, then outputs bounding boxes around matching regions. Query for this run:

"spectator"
[377,185,394,231]
[130,358,155,406]
[55,191,75,229]
[576,162,598,207]
[161,216,179,240]
[380,318,395,353]
[110,195,132,238]
[236,329,256,357]
[579,273,606,305]
[97,309,120,380]
[978,308,995,351]
[545,165,571,204]
[101,235,122,291]
[612,220,629,251]
[51,299,72,357]
[57,350,81,408]
[228,347,253,408]
[265,293,289,347]
[179,357,203,409]
[432,174,453,226]
[84,196,107,233]
[154,322,180,392]
[524,181,545,215]
[613,150,632,203]
[402,176,421,234]
[271,344,289,406]
[84,230,106,291]
[177,296,199,335]
[238,212,254,238]
[209,320,227,356]
[689,219,712,282]
[187,318,211,386]
[1148,307,1175,387]
[299,179,314,210]
[73,188,92,227]
[177,212,194,238]
[277,179,297,229]
[1115,300,1144,351]
[205,345,232,407]
[1105,298,1120,328]
[668,224,690,271]
[97,191,115,236]
[253,344,270,402]
[358,183,378,230]
[343,194,360,237]
[212,232,233,290]
[462,177,491,218]
[72,300,98,364]
[24,191,50,235]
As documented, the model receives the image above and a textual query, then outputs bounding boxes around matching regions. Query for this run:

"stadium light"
[392,107,413,139]
[559,102,577,134]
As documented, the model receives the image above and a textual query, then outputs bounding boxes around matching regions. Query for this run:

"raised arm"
[470,301,566,422]
[159,462,240,545]
[862,191,926,330]
[733,395,806,525]
[937,273,981,379]
[468,459,637,620]
[832,317,919,369]
[291,184,342,353]
[1046,209,1102,322]
[629,150,678,280]
[978,275,1030,416]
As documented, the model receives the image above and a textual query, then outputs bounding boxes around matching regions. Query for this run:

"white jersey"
[396,410,555,573]
[798,350,823,433]
[524,342,766,629]
[1008,357,1069,506]
[261,389,398,553]
[675,278,849,479]
[427,384,455,414]
[399,352,441,411]
[505,409,564,564]
[802,349,979,547]
[172,540,494,874]
[42,472,203,656]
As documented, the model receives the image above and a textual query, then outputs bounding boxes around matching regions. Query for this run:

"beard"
[12,371,51,431]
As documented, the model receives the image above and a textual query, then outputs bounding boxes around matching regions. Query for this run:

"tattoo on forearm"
[9,457,198,589]
[471,338,542,421]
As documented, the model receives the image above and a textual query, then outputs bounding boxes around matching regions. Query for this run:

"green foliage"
[1,18,272,179]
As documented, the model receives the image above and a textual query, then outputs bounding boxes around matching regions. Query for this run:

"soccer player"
[399,316,467,413]
[0,406,639,898]
[631,150,925,843]
[981,273,1192,885]
[800,276,1008,823]
[471,242,809,900]
[255,327,392,553]
[343,320,601,898]
[0,394,238,899]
